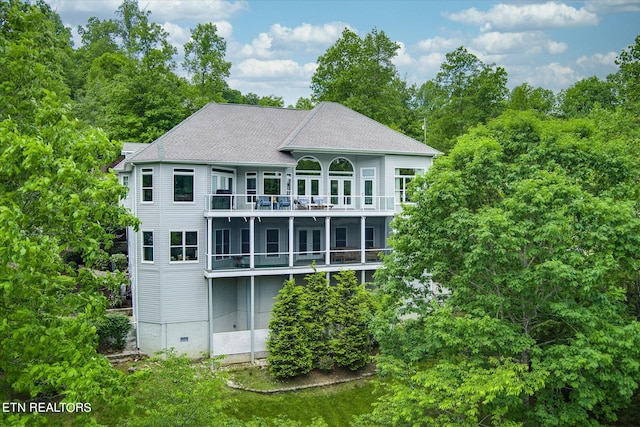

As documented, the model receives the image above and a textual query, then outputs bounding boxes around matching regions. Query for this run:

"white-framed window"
[298,229,322,256]
[241,229,250,254]
[365,227,374,249]
[329,157,354,207]
[263,171,282,195]
[246,172,257,202]
[335,227,347,248]
[266,229,279,257]
[142,231,154,262]
[211,167,234,192]
[295,156,321,197]
[174,168,195,202]
[361,167,375,207]
[122,175,129,188]
[395,168,424,204]
[170,231,198,262]
[214,229,230,260]
[141,168,153,202]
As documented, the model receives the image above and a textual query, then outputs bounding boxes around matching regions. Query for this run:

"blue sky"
[47,0,640,106]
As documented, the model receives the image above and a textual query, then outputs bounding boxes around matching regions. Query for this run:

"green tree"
[557,76,616,118]
[267,279,313,378]
[368,111,640,426]
[331,270,372,370]
[183,22,231,109]
[417,46,508,152]
[294,97,315,110]
[303,271,335,366]
[311,28,415,133]
[0,0,73,129]
[614,34,640,113]
[507,82,556,114]
[258,94,285,107]
[0,93,138,425]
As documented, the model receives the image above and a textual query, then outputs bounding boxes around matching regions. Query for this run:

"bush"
[94,313,131,351]
[93,253,110,271]
[317,355,334,372]
[110,253,128,271]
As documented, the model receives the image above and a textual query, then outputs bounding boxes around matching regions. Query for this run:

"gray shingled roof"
[280,102,441,156]
[125,102,440,166]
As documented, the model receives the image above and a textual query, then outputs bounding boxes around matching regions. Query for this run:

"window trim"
[214,228,231,260]
[266,228,280,257]
[335,227,347,248]
[141,168,154,203]
[169,230,199,263]
[142,231,154,263]
[173,168,195,203]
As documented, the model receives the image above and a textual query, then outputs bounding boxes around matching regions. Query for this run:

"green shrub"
[317,355,334,372]
[110,253,128,271]
[94,313,131,351]
[93,253,110,271]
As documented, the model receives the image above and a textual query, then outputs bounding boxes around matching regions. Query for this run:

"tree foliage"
[557,76,617,118]
[311,28,416,134]
[369,110,640,426]
[416,46,508,152]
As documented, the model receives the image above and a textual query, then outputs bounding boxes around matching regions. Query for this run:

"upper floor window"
[142,231,154,262]
[170,231,198,262]
[263,172,281,195]
[246,172,257,202]
[141,168,153,202]
[395,168,424,204]
[329,158,354,175]
[296,157,321,196]
[174,168,194,202]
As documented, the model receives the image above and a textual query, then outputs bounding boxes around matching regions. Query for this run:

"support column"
[325,216,331,265]
[206,218,212,270]
[288,216,294,267]
[360,216,366,263]
[249,217,255,269]
[250,275,255,365]
[208,278,213,358]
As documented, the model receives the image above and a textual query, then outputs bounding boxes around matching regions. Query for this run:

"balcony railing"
[206,248,390,271]
[205,193,396,212]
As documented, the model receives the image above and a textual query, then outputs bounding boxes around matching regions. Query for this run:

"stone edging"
[226,372,376,394]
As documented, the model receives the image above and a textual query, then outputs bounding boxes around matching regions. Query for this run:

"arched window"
[295,156,322,197]
[329,157,354,207]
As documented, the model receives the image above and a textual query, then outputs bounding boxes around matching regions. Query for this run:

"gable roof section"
[280,102,441,156]
[125,102,440,166]
[129,103,306,166]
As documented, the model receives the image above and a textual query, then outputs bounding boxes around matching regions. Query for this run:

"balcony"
[206,247,390,273]
[205,193,396,213]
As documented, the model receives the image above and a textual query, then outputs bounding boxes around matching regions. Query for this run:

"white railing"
[206,248,390,271]
[205,193,395,212]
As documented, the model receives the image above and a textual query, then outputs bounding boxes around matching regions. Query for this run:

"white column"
[325,216,331,265]
[249,217,255,269]
[361,216,366,263]
[288,216,294,267]
[250,275,255,365]
[206,217,212,270]
[208,278,213,358]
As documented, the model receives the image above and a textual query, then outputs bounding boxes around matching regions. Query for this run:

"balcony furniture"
[256,196,273,209]
[277,196,291,209]
[295,197,310,209]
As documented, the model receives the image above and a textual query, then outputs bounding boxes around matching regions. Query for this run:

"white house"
[116,102,440,362]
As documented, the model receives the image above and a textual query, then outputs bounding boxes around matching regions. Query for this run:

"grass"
[222,378,378,427]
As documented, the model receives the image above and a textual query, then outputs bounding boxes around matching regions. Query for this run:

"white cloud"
[576,51,618,68]
[270,22,348,46]
[526,62,580,90]
[239,32,274,58]
[144,1,248,21]
[546,40,568,54]
[585,0,640,13]
[445,2,599,32]
[234,58,311,79]
[417,36,463,52]
[393,42,416,67]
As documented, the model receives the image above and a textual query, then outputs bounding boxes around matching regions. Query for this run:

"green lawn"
[222,379,377,427]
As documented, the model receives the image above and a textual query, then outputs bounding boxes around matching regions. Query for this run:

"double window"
[174,168,194,202]
[215,229,231,260]
[170,231,198,262]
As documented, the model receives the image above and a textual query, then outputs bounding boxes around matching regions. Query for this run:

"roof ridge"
[278,102,327,150]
